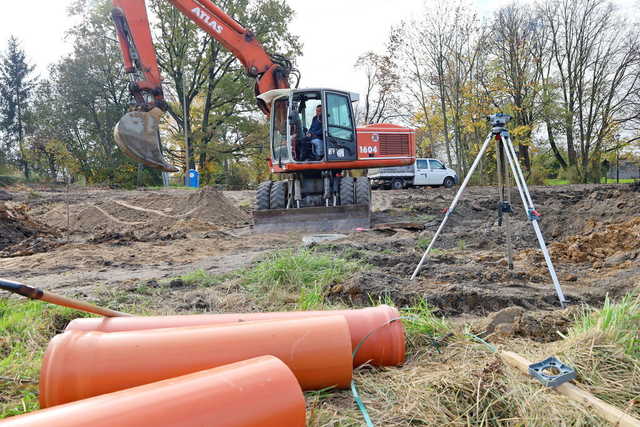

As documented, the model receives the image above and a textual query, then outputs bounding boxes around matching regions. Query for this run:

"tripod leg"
[503,132,534,207]
[496,140,514,270]
[411,132,494,280]
[500,135,567,307]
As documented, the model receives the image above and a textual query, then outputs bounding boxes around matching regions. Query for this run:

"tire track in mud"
[112,200,199,219]
[88,204,146,226]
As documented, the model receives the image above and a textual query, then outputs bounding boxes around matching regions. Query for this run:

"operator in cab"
[306,105,324,160]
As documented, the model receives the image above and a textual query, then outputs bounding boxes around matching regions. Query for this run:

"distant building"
[607,161,639,180]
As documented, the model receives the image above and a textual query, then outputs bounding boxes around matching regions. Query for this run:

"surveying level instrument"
[411,113,568,308]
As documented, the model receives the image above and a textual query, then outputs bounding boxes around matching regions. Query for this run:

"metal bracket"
[528,356,576,387]
[527,208,541,221]
[500,201,513,213]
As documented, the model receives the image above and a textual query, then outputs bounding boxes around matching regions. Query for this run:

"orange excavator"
[111,0,416,231]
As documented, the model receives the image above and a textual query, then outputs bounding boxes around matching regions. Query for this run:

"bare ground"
[1,182,639,423]
[1,183,639,316]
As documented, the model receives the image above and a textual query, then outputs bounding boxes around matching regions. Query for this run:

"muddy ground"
[1,183,639,319]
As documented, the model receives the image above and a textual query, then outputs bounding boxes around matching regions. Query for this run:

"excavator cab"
[264,88,359,167]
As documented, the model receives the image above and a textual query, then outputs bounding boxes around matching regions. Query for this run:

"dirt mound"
[185,186,250,225]
[0,202,60,256]
[548,217,640,264]
[37,187,250,235]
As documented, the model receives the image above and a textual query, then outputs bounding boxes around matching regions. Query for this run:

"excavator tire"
[270,181,288,209]
[355,177,371,206]
[340,177,355,206]
[256,181,272,210]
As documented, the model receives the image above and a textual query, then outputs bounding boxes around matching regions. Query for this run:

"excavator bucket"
[114,108,179,173]
[253,205,371,233]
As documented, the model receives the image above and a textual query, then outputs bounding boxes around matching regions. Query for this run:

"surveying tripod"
[410,113,568,308]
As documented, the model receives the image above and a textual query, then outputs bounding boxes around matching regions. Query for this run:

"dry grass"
[308,299,640,426]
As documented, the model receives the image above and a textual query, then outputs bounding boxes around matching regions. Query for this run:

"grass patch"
[0,298,91,418]
[415,237,444,255]
[402,299,450,337]
[416,237,431,250]
[173,269,231,287]
[401,299,451,352]
[241,249,361,310]
[545,178,636,185]
[0,176,20,187]
[569,293,640,358]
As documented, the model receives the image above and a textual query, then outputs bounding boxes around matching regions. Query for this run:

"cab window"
[271,98,290,162]
[429,159,445,169]
[416,159,428,169]
[326,93,354,141]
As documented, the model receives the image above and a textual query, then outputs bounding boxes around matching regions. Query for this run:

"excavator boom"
[111,0,291,171]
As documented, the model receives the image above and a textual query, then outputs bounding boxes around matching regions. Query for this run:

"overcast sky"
[0,0,636,98]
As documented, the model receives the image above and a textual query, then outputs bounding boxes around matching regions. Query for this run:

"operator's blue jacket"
[309,116,322,138]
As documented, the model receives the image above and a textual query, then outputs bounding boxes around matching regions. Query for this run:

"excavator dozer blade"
[254,205,371,233]
[114,109,179,173]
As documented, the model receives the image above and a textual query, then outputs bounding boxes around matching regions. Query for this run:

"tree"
[540,0,640,181]
[354,50,400,124]
[0,36,36,178]
[395,4,454,166]
[149,0,302,177]
[395,1,486,177]
[28,0,148,186]
[486,3,545,172]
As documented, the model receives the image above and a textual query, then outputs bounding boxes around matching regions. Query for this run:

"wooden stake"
[500,351,640,427]
[66,173,70,243]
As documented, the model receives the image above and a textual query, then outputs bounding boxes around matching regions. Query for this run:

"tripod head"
[487,113,512,134]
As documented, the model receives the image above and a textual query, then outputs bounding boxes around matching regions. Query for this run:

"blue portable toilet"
[187,169,200,188]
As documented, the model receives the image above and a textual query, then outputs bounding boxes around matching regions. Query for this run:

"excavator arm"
[111,0,293,171]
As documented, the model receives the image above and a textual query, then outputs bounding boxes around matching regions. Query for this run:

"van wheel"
[443,177,455,188]
[391,178,404,190]
[340,177,355,205]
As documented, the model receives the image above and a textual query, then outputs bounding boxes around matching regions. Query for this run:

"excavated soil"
[326,184,640,318]
[1,183,639,330]
[32,186,250,236]
[0,202,61,256]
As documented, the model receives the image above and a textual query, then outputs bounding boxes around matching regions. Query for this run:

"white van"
[368,158,459,189]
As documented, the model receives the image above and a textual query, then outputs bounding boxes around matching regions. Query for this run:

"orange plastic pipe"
[3,356,306,427]
[66,305,405,367]
[41,316,352,407]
